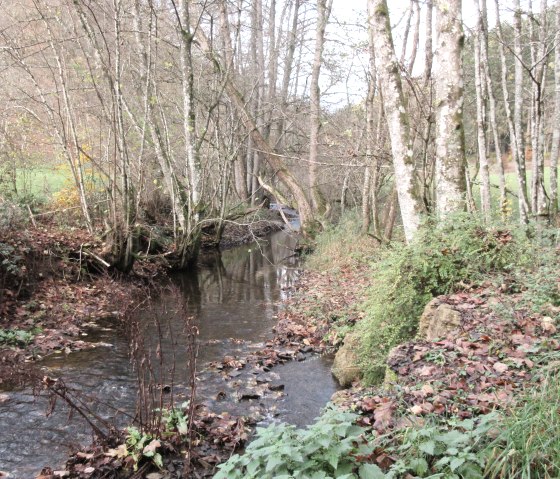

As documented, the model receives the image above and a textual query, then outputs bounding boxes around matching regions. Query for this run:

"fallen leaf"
[493,362,508,374]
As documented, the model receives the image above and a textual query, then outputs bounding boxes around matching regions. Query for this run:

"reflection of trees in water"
[191,231,300,305]
[139,231,302,364]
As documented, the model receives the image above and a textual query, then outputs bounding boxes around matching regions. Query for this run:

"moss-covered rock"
[332,333,362,387]
[417,299,462,340]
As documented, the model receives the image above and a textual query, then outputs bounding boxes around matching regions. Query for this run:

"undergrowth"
[358,214,535,384]
[483,371,560,478]
[306,212,376,271]
[214,407,382,479]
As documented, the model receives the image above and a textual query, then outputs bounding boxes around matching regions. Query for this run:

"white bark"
[550,0,560,214]
[474,0,491,219]
[513,0,531,221]
[434,0,466,216]
[368,0,424,242]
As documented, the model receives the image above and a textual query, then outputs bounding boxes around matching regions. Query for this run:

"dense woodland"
[1,0,559,263]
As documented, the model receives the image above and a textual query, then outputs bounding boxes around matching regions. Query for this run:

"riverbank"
[0,208,284,377]
[214,215,560,478]
[2,221,324,479]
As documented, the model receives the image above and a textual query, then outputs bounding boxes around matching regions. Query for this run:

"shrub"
[358,214,533,384]
[214,406,382,479]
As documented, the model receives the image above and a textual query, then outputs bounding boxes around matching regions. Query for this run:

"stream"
[0,228,339,478]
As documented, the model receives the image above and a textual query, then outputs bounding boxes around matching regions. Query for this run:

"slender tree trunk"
[528,0,549,217]
[550,0,560,215]
[177,0,203,265]
[474,0,491,219]
[309,0,332,214]
[195,29,316,232]
[434,0,467,216]
[495,0,529,223]
[362,47,376,234]
[480,0,506,215]
[368,0,424,242]
[513,0,531,220]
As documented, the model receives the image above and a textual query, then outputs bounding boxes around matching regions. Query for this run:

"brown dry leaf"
[143,439,161,454]
[373,400,395,430]
[421,384,434,395]
[493,362,509,374]
[409,405,423,415]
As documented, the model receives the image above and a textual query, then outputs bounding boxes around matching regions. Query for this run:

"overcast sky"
[322,0,532,108]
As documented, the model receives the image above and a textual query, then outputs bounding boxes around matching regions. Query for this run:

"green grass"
[305,212,376,271]
[472,164,560,220]
[15,166,69,199]
[483,371,560,478]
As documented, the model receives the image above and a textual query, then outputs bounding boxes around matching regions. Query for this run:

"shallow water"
[0,230,338,478]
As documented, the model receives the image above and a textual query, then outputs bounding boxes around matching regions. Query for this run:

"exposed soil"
[0,226,146,387]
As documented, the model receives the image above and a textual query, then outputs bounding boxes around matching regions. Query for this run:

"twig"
[27,205,37,227]
[82,250,111,268]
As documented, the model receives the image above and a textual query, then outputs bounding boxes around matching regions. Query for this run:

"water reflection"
[0,229,335,478]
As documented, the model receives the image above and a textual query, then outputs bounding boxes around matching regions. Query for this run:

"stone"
[417,298,462,340]
[268,383,285,391]
[331,332,362,387]
[237,389,261,400]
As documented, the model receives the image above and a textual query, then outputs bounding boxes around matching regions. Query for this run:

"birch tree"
[473,0,491,219]
[309,0,333,215]
[550,0,560,215]
[434,0,466,216]
[368,0,424,242]
[495,0,529,223]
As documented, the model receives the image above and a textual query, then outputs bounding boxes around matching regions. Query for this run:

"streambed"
[0,229,338,478]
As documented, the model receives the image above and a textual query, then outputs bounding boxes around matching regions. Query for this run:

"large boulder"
[332,333,362,387]
[417,298,462,340]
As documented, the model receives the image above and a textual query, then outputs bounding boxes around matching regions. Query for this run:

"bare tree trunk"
[309,0,332,215]
[368,0,424,242]
[362,47,376,233]
[480,0,506,215]
[495,0,529,223]
[194,29,316,232]
[550,0,560,215]
[513,0,531,221]
[250,0,265,203]
[528,0,549,217]
[474,0,491,219]
[177,0,203,266]
[34,1,93,233]
[434,0,466,216]
[408,0,421,74]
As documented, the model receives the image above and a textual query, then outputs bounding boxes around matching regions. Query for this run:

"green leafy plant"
[0,327,41,347]
[385,415,497,479]
[214,407,382,479]
[124,426,163,471]
[0,242,24,277]
[161,402,190,435]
